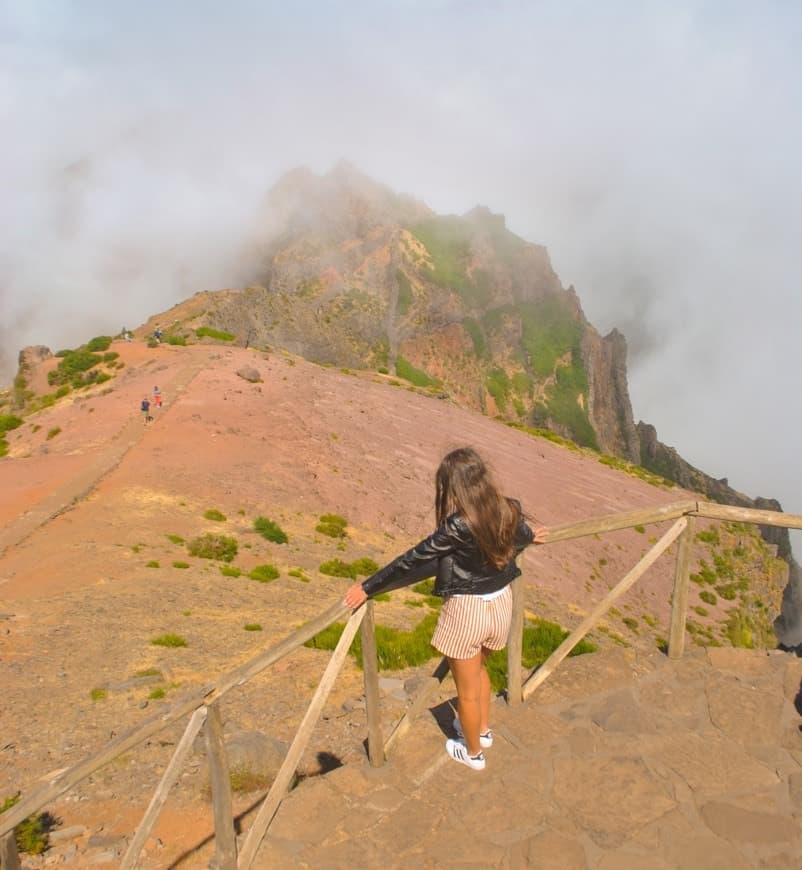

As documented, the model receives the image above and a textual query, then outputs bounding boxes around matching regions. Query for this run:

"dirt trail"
[0,358,205,557]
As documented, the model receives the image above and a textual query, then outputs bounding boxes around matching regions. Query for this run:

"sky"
[2,0,801,542]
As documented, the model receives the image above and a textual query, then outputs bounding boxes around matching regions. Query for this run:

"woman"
[344,447,547,770]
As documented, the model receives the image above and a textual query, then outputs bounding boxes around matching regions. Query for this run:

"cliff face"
[202,165,637,454]
[638,421,801,647]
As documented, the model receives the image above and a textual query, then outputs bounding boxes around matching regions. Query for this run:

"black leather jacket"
[361,503,534,599]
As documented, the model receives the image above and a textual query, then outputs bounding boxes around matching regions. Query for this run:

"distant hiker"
[154,328,163,343]
[153,386,162,408]
[141,396,152,425]
[344,447,547,771]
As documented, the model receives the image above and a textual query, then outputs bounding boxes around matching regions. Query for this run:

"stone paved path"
[251,646,802,869]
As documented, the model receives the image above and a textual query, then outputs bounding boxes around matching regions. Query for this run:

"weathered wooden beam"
[205,702,237,869]
[506,575,524,707]
[120,706,208,870]
[667,516,695,660]
[544,500,695,544]
[522,517,688,700]
[690,502,802,531]
[360,601,384,767]
[0,600,350,838]
[237,607,365,870]
[383,656,451,758]
[0,832,21,870]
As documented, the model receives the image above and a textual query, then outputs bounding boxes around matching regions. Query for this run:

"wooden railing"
[2,500,801,869]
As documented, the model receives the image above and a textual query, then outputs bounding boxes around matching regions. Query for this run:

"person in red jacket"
[344,447,547,770]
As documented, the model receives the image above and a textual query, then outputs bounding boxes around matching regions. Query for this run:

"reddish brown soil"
[0,338,724,864]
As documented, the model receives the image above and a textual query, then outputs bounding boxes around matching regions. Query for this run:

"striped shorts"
[431,586,513,660]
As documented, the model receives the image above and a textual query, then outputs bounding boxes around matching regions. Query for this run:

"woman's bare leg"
[479,647,493,733]
[448,653,483,756]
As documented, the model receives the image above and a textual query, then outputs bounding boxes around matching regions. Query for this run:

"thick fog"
[2,1,801,541]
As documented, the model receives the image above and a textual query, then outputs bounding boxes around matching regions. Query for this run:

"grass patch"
[220,565,242,578]
[244,623,263,631]
[46,427,61,440]
[90,687,107,701]
[254,516,288,544]
[151,633,188,648]
[0,795,49,855]
[165,534,185,545]
[204,509,227,522]
[288,568,311,582]
[485,618,596,692]
[318,557,379,579]
[396,356,439,388]
[172,561,190,569]
[316,513,348,538]
[146,560,160,568]
[148,687,166,699]
[133,668,162,678]
[188,533,238,562]
[633,525,646,534]
[699,590,717,605]
[196,326,235,342]
[249,564,280,583]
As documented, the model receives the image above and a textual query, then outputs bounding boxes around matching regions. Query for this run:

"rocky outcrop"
[581,326,640,462]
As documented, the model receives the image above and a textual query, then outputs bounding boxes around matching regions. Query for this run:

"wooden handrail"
[4,498,801,863]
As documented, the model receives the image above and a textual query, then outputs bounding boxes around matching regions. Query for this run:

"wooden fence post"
[668,515,695,660]
[237,608,365,869]
[0,833,21,870]
[120,706,208,870]
[205,702,237,869]
[360,601,384,767]
[507,575,524,707]
[522,517,688,701]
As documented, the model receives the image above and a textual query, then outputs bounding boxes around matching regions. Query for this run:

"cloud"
[2,0,801,541]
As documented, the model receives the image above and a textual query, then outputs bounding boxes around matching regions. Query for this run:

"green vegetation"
[409,216,473,294]
[188,533,238,562]
[694,606,709,617]
[148,687,166,700]
[86,335,113,352]
[622,617,639,631]
[395,356,439,388]
[485,618,596,692]
[196,326,236,342]
[288,568,311,582]
[204,509,227,522]
[598,454,672,487]
[0,795,49,855]
[164,334,187,346]
[316,513,348,538]
[517,297,580,377]
[0,413,23,456]
[47,349,103,387]
[699,590,717,605]
[396,269,414,314]
[254,516,288,544]
[485,368,510,411]
[146,560,160,569]
[633,525,646,534]
[220,565,242,577]
[165,534,185,545]
[462,317,485,357]
[90,687,107,701]
[133,668,162,678]
[151,633,188,648]
[46,427,61,440]
[172,561,190,569]
[540,353,599,449]
[249,564,280,583]
[319,557,379,579]
[696,527,720,545]
[244,623,263,631]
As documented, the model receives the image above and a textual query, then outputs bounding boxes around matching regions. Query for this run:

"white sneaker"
[453,716,494,748]
[445,738,485,770]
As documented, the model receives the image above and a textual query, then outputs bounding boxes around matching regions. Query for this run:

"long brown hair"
[435,447,520,569]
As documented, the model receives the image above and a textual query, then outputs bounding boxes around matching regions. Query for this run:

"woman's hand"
[343,582,368,610]
[534,526,549,544]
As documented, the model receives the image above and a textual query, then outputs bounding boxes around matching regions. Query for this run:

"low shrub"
[204,509,227,522]
[148,687,166,699]
[288,568,311,582]
[244,623,263,631]
[90,687,107,701]
[254,516,288,544]
[86,335,113,352]
[46,427,61,440]
[699,590,717,605]
[316,513,348,538]
[0,795,49,855]
[172,561,190,569]
[249,564,280,583]
[350,557,380,576]
[165,534,185,545]
[0,414,23,436]
[220,565,242,577]
[188,533,238,562]
[151,633,188,648]
[319,558,355,578]
[164,334,187,346]
[146,560,159,568]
